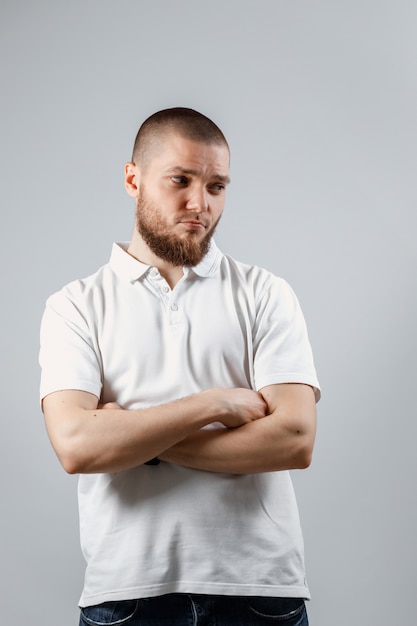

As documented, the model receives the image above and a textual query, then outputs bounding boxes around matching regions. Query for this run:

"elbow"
[49,429,90,474]
[61,454,84,475]
[291,433,315,470]
[55,443,86,474]
[291,414,316,469]
[54,432,111,474]
[295,445,313,469]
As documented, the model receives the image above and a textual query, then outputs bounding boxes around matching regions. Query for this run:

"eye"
[171,175,188,185]
[209,183,226,194]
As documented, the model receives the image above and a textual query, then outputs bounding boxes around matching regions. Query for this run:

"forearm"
[159,383,317,474]
[159,416,314,474]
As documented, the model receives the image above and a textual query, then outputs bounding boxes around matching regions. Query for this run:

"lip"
[179,220,207,230]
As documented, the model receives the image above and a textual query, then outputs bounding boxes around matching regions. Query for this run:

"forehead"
[147,133,230,176]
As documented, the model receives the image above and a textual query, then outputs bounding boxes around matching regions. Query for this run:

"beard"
[135,186,221,267]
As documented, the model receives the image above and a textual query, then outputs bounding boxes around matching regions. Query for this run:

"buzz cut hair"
[131,107,229,168]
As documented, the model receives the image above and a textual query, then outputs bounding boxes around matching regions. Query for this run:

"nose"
[185,185,208,212]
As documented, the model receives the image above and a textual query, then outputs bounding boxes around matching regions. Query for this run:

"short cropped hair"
[131,107,229,168]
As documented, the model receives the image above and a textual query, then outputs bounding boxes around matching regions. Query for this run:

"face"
[126,133,230,267]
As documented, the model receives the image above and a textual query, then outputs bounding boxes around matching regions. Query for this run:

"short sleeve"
[39,289,103,404]
[252,276,320,401]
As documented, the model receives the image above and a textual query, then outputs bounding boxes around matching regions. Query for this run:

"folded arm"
[42,387,267,474]
[159,383,317,473]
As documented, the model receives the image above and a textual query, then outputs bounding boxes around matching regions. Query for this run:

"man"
[40,107,320,626]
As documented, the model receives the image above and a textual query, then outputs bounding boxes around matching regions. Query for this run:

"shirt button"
[170,304,178,311]
[163,286,170,293]
[149,267,158,277]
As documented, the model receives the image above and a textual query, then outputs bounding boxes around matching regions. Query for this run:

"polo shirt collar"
[109,243,149,281]
[109,240,223,281]
[191,240,223,277]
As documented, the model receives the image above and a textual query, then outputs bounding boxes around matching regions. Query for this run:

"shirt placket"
[147,267,183,328]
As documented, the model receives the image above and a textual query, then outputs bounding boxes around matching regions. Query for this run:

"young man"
[40,107,320,626]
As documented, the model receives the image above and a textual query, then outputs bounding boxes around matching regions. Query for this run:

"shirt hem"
[40,381,101,404]
[79,582,311,607]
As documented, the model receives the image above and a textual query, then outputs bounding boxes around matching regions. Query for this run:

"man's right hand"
[205,387,268,429]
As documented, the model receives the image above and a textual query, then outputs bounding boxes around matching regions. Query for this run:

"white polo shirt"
[40,241,320,607]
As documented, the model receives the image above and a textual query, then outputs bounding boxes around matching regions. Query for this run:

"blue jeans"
[79,594,308,625]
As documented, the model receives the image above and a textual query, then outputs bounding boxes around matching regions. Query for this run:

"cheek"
[159,190,184,210]
[211,199,225,219]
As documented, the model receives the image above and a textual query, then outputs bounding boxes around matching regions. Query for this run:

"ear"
[124,162,140,198]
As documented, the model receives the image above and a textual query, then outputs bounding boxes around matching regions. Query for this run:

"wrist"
[197,388,225,424]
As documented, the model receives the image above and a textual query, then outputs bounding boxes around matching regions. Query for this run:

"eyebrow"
[165,167,231,185]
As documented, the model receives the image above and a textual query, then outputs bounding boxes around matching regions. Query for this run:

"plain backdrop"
[1,1,416,625]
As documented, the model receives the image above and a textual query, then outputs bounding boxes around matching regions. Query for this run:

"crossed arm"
[42,383,316,475]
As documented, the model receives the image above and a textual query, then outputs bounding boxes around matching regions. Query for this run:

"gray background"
[1,1,416,624]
